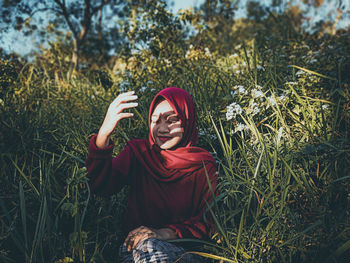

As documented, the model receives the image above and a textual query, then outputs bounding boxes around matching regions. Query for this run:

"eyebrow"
[151,112,177,118]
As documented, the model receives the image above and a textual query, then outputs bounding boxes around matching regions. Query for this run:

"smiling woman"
[86,87,218,262]
[151,100,184,150]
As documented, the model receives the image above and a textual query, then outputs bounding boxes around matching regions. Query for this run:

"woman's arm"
[123,226,178,251]
[85,135,134,196]
[166,164,218,239]
[86,91,138,196]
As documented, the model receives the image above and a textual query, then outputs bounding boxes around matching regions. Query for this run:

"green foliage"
[0,59,19,100]
[1,2,350,262]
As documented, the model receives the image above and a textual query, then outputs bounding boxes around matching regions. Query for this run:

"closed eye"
[167,114,179,123]
[167,117,179,123]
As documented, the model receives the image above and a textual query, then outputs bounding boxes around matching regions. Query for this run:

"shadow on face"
[150,100,184,150]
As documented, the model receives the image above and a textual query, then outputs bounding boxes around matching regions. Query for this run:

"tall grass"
[1,32,349,262]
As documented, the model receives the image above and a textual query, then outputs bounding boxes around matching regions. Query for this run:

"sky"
[169,0,204,13]
[1,0,349,58]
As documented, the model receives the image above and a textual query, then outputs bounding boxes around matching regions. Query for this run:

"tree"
[0,0,126,70]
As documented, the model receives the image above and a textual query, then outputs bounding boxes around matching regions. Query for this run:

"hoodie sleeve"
[165,163,218,239]
[85,134,134,196]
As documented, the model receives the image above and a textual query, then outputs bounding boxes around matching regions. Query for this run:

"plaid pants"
[119,238,205,263]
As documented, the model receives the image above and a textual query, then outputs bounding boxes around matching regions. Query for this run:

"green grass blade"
[11,159,40,197]
[19,180,28,255]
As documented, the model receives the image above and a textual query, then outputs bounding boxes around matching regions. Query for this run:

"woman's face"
[151,100,184,150]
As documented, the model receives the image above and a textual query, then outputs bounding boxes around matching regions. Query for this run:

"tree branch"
[53,0,78,38]
[91,0,110,16]
[30,7,60,18]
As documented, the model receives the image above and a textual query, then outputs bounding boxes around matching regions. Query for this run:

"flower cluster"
[225,81,295,135]
[226,102,243,120]
[185,45,212,60]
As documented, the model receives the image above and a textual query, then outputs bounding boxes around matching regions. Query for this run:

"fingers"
[108,92,138,116]
[111,91,138,106]
[124,227,142,251]
[123,226,157,252]
[113,103,138,123]
[169,123,184,135]
[116,102,138,112]
[99,91,138,138]
[118,112,134,121]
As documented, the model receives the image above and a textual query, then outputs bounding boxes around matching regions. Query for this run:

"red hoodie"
[85,87,218,239]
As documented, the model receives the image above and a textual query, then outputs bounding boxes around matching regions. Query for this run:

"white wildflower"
[277,127,283,143]
[124,71,132,77]
[91,95,95,99]
[140,86,147,92]
[285,81,297,85]
[164,59,172,67]
[268,96,276,106]
[230,90,236,96]
[235,70,241,74]
[255,84,263,89]
[309,58,317,63]
[119,81,130,91]
[251,89,264,98]
[235,123,249,132]
[232,64,238,70]
[210,134,218,140]
[226,110,234,121]
[226,102,243,120]
[229,53,238,58]
[242,61,247,66]
[235,85,247,94]
[205,47,212,57]
[278,94,287,101]
[251,102,260,115]
[322,105,329,110]
[257,65,263,70]
[296,70,305,76]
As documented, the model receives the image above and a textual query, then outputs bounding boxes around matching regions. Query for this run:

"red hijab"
[127,87,216,182]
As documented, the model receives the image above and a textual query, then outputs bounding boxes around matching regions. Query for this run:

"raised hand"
[96,91,138,148]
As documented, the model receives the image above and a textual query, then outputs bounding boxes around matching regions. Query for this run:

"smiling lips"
[158,136,171,142]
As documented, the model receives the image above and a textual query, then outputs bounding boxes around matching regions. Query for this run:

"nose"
[158,120,170,133]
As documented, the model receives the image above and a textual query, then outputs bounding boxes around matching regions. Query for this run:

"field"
[1,4,350,263]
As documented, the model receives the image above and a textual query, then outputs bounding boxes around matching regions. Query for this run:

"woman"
[86,87,218,262]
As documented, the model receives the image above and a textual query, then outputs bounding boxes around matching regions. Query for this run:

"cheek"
[150,123,156,137]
